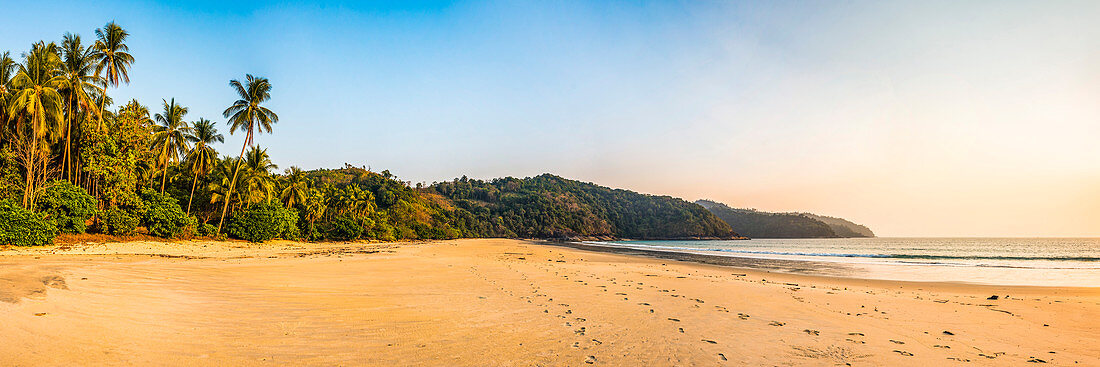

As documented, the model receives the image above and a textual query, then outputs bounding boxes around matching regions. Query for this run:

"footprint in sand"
[678,327,685,333]
[584,355,597,364]
[702,339,718,344]
[667,318,680,322]
[769,321,785,327]
[737,313,750,320]
[718,353,727,361]
[889,340,905,345]
[803,329,820,336]
[893,350,914,356]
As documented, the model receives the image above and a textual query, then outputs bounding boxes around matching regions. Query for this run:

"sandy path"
[1,239,1097,366]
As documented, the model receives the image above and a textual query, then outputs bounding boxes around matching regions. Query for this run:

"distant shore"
[2,239,1097,366]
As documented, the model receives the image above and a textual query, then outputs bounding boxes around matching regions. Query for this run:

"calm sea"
[587,238,1100,287]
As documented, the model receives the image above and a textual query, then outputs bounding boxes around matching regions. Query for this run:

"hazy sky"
[3,1,1098,237]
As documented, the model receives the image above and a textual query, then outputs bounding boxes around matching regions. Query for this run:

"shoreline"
[2,239,1097,365]
[551,239,1100,288]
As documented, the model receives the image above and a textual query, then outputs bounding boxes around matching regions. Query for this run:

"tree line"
[0,22,738,246]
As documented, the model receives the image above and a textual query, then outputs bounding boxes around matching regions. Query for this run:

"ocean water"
[588,238,1100,287]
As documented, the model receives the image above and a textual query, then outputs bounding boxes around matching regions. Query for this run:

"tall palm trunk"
[160,141,169,193]
[217,141,248,233]
[63,96,72,180]
[187,170,198,216]
[23,147,33,208]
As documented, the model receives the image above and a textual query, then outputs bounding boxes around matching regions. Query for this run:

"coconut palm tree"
[217,74,278,232]
[240,146,277,205]
[0,51,15,127]
[208,157,241,214]
[59,33,104,180]
[8,41,66,207]
[91,22,134,124]
[302,188,326,239]
[279,166,308,209]
[151,98,191,193]
[184,118,222,215]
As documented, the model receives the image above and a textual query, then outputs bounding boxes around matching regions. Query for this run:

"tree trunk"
[217,141,249,233]
[187,171,198,216]
[160,141,170,193]
[63,96,73,180]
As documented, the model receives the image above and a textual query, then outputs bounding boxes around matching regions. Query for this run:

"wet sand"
[1,238,1097,366]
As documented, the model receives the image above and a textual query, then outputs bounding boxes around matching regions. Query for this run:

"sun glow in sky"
[3,0,1098,236]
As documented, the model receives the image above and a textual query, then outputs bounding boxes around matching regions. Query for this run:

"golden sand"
[1,239,1097,366]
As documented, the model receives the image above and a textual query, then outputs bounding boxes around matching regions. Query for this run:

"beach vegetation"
[0,200,59,246]
[227,202,298,242]
[35,179,96,234]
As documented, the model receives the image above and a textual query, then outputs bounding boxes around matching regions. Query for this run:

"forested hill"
[800,213,875,238]
[696,200,874,239]
[430,174,739,240]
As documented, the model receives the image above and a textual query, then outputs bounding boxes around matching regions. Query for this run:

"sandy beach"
[1,238,1097,366]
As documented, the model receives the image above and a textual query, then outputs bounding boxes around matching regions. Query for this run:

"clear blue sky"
[3,1,1099,236]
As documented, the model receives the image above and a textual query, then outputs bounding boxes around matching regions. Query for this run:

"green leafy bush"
[102,205,140,235]
[0,200,59,246]
[227,202,299,242]
[140,189,192,238]
[36,180,97,234]
[323,215,365,241]
[194,220,217,237]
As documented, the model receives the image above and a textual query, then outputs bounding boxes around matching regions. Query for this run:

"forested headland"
[0,22,738,246]
[696,200,874,239]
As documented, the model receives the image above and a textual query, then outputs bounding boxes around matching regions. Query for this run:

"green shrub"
[36,180,96,234]
[323,215,366,241]
[140,189,192,238]
[194,220,217,237]
[0,200,58,246]
[227,202,299,242]
[102,205,140,235]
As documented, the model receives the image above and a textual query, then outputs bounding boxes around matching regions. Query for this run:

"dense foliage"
[36,180,96,233]
[432,174,738,239]
[227,202,298,242]
[322,215,366,241]
[0,200,59,246]
[101,205,140,235]
[696,200,874,238]
[140,189,192,238]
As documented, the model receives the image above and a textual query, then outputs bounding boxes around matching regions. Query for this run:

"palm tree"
[217,74,278,232]
[91,22,134,124]
[151,98,191,193]
[279,166,308,208]
[208,157,241,215]
[7,41,66,207]
[241,146,277,205]
[59,33,104,180]
[0,51,15,127]
[302,188,326,238]
[184,118,222,215]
